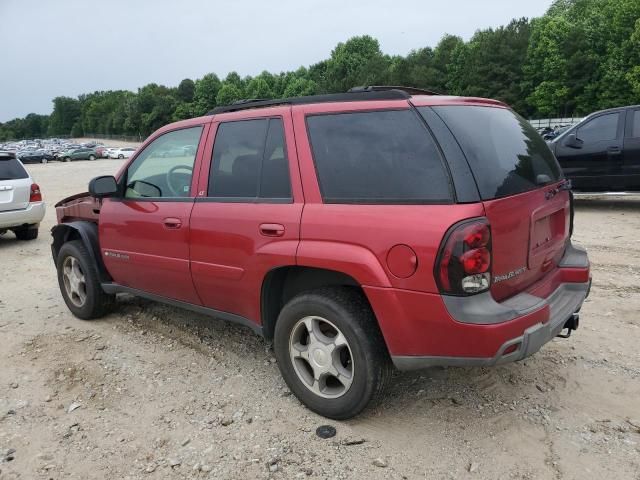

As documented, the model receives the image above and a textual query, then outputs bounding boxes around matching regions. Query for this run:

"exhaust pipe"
[557,314,579,339]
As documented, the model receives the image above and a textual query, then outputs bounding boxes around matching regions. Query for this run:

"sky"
[0,0,553,122]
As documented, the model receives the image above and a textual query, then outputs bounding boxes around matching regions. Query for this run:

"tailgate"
[0,178,31,212]
[484,185,570,301]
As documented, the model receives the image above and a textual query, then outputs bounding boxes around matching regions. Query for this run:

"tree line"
[1,0,638,142]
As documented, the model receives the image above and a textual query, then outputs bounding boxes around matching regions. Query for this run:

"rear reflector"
[29,183,42,202]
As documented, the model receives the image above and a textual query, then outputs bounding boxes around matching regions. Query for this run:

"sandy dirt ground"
[1,159,639,480]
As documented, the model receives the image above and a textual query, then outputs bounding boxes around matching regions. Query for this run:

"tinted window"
[577,113,619,144]
[428,106,562,200]
[208,118,291,199]
[306,110,451,203]
[633,110,640,138]
[0,158,28,180]
[125,126,202,198]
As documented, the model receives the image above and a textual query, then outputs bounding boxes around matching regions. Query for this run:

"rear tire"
[88,155,96,161]
[41,158,48,164]
[64,157,71,162]
[14,226,38,240]
[118,154,124,159]
[56,240,115,320]
[274,287,392,420]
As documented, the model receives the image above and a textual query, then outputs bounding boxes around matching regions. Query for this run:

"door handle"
[608,146,622,154]
[259,223,285,237]
[162,217,182,229]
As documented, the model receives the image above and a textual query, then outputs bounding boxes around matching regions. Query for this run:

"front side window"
[124,126,203,199]
[577,113,620,144]
[208,118,291,199]
[306,110,452,203]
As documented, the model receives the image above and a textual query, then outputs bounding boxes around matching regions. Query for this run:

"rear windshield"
[306,110,452,204]
[0,158,28,180]
[425,106,562,200]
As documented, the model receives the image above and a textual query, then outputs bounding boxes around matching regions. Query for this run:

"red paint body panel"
[189,108,304,324]
[483,185,570,302]
[364,286,549,357]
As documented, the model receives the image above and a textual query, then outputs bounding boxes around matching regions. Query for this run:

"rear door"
[427,105,569,301]
[0,156,31,213]
[623,108,640,190]
[189,107,303,324]
[554,111,625,190]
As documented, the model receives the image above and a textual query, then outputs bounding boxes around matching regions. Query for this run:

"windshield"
[424,106,563,200]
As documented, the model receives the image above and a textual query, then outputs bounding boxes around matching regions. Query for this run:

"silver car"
[0,152,46,240]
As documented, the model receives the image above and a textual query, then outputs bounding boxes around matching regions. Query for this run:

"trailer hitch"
[557,313,579,339]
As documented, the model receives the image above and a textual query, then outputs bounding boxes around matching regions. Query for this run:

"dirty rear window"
[0,158,28,180]
[425,106,562,200]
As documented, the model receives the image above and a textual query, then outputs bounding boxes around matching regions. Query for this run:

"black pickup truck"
[548,105,640,192]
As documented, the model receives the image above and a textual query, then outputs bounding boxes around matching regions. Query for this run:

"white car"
[0,152,45,240]
[109,147,136,159]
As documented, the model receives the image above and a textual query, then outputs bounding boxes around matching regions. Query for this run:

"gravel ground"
[1,160,639,480]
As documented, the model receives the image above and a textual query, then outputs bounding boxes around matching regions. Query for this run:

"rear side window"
[0,158,28,180]
[428,106,562,200]
[306,110,452,203]
[209,118,291,199]
[577,113,620,143]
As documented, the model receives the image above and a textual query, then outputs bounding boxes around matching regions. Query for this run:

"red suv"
[51,87,591,419]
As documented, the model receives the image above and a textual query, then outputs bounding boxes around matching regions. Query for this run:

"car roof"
[154,86,510,135]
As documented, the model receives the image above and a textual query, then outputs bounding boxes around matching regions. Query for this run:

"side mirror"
[565,133,583,149]
[89,175,118,198]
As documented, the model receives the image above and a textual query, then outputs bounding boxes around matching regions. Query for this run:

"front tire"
[41,158,48,164]
[274,287,392,420]
[88,155,96,161]
[56,240,115,320]
[64,157,71,162]
[118,154,124,159]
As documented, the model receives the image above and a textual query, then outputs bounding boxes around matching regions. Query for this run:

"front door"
[555,111,624,191]
[189,109,303,324]
[99,124,207,304]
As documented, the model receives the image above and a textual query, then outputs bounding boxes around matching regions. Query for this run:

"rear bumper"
[391,280,590,370]
[0,202,45,229]
[364,242,591,370]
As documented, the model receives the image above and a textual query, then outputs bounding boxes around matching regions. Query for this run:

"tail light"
[29,183,42,202]
[435,218,491,295]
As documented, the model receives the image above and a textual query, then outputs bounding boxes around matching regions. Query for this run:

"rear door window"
[0,158,29,180]
[306,110,452,203]
[427,106,562,200]
[208,118,292,200]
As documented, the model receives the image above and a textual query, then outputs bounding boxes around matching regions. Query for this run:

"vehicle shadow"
[574,197,640,212]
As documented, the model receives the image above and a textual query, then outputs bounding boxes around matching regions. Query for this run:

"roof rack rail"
[207,87,426,115]
[348,85,441,96]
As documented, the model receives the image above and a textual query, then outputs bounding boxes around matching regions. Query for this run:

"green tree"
[177,78,196,103]
[324,35,389,92]
[48,96,81,135]
[216,83,243,106]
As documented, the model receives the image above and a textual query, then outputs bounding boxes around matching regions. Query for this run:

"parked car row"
[0,139,138,164]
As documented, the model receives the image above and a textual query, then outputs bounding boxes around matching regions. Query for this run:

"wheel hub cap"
[62,256,87,308]
[289,316,354,399]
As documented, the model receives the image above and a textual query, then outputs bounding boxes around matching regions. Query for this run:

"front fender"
[296,240,391,287]
[51,221,112,283]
